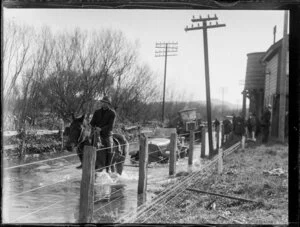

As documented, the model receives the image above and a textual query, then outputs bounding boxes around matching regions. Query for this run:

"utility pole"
[273,25,277,44]
[278,11,288,142]
[220,86,227,117]
[155,42,178,124]
[185,14,225,154]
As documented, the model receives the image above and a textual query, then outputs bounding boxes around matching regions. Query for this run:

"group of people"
[213,104,273,144]
[245,105,272,143]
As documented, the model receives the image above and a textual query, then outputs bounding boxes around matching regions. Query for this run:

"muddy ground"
[144,142,288,224]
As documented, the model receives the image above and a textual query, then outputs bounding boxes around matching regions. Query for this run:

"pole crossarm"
[185,23,226,32]
[191,14,218,22]
[155,54,178,57]
[155,42,178,48]
[155,50,178,54]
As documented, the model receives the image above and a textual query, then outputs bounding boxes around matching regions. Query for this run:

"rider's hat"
[100,96,111,105]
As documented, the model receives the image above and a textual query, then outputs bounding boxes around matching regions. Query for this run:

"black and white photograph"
[2,1,294,225]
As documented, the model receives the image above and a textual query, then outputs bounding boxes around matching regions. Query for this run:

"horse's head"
[65,114,87,152]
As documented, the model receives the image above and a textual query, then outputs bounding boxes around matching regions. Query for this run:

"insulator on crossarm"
[198,23,200,27]
[210,22,212,25]
[208,14,210,18]
[200,15,202,19]
[191,24,193,28]
[193,15,195,19]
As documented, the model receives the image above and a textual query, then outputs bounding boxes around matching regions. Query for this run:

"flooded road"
[2,132,220,223]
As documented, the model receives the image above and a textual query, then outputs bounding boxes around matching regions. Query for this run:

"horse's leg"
[102,136,114,173]
[76,145,83,168]
[95,137,107,172]
[115,151,125,175]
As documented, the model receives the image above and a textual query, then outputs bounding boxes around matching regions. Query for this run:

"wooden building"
[243,37,289,138]
[261,37,289,137]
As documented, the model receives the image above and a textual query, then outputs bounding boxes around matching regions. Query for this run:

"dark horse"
[64,115,128,175]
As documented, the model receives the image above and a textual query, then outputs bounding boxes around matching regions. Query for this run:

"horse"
[64,114,129,175]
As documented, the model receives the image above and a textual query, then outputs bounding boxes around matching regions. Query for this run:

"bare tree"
[3,19,32,101]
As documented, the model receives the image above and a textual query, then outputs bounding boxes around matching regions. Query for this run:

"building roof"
[261,36,289,63]
[178,108,197,113]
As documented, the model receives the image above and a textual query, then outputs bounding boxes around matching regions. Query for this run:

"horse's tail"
[113,133,129,157]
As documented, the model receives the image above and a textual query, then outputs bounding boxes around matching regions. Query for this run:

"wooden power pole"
[278,11,288,142]
[185,14,225,154]
[155,42,178,124]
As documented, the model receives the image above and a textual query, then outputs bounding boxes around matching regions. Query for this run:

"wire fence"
[117,141,240,224]
[5,127,219,223]
[139,143,240,223]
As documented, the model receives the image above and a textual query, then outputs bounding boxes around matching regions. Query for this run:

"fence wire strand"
[13,199,62,222]
[117,141,241,223]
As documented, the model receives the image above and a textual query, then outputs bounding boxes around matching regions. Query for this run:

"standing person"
[232,113,237,133]
[213,118,220,148]
[213,118,220,132]
[222,117,232,143]
[249,113,257,141]
[234,112,246,138]
[246,114,252,139]
[261,105,272,143]
[285,111,288,140]
[90,96,116,172]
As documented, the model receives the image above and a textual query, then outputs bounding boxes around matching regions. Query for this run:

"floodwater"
[2,132,220,224]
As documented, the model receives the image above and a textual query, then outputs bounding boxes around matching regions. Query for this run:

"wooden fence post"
[201,127,206,158]
[218,148,223,174]
[169,132,177,176]
[79,146,96,223]
[241,135,245,150]
[221,123,224,147]
[216,127,220,150]
[138,135,148,194]
[188,130,194,165]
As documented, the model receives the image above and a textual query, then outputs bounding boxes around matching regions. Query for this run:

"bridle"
[76,124,98,148]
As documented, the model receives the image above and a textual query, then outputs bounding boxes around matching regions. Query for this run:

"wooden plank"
[188,130,194,165]
[169,132,177,176]
[186,188,260,203]
[138,135,148,194]
[79,145,96,223]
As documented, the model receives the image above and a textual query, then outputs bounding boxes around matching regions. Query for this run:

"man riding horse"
[90,96,116,172]
[65,95,128,175]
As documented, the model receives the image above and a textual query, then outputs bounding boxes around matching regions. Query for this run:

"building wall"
[264,53,279,106]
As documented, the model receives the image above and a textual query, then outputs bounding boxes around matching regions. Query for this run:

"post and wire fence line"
[4,121,244,223]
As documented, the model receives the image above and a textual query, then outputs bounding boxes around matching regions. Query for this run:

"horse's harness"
[75,125,121,155]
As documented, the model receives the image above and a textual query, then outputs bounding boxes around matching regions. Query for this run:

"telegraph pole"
[155,42,178,123]
[273,25,277,44]
[185,14,225,154]
[220,86,227,117]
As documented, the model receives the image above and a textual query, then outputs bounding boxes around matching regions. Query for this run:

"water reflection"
[3,143,204,223]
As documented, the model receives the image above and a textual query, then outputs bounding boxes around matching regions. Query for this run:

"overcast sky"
[4,8,285,106]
